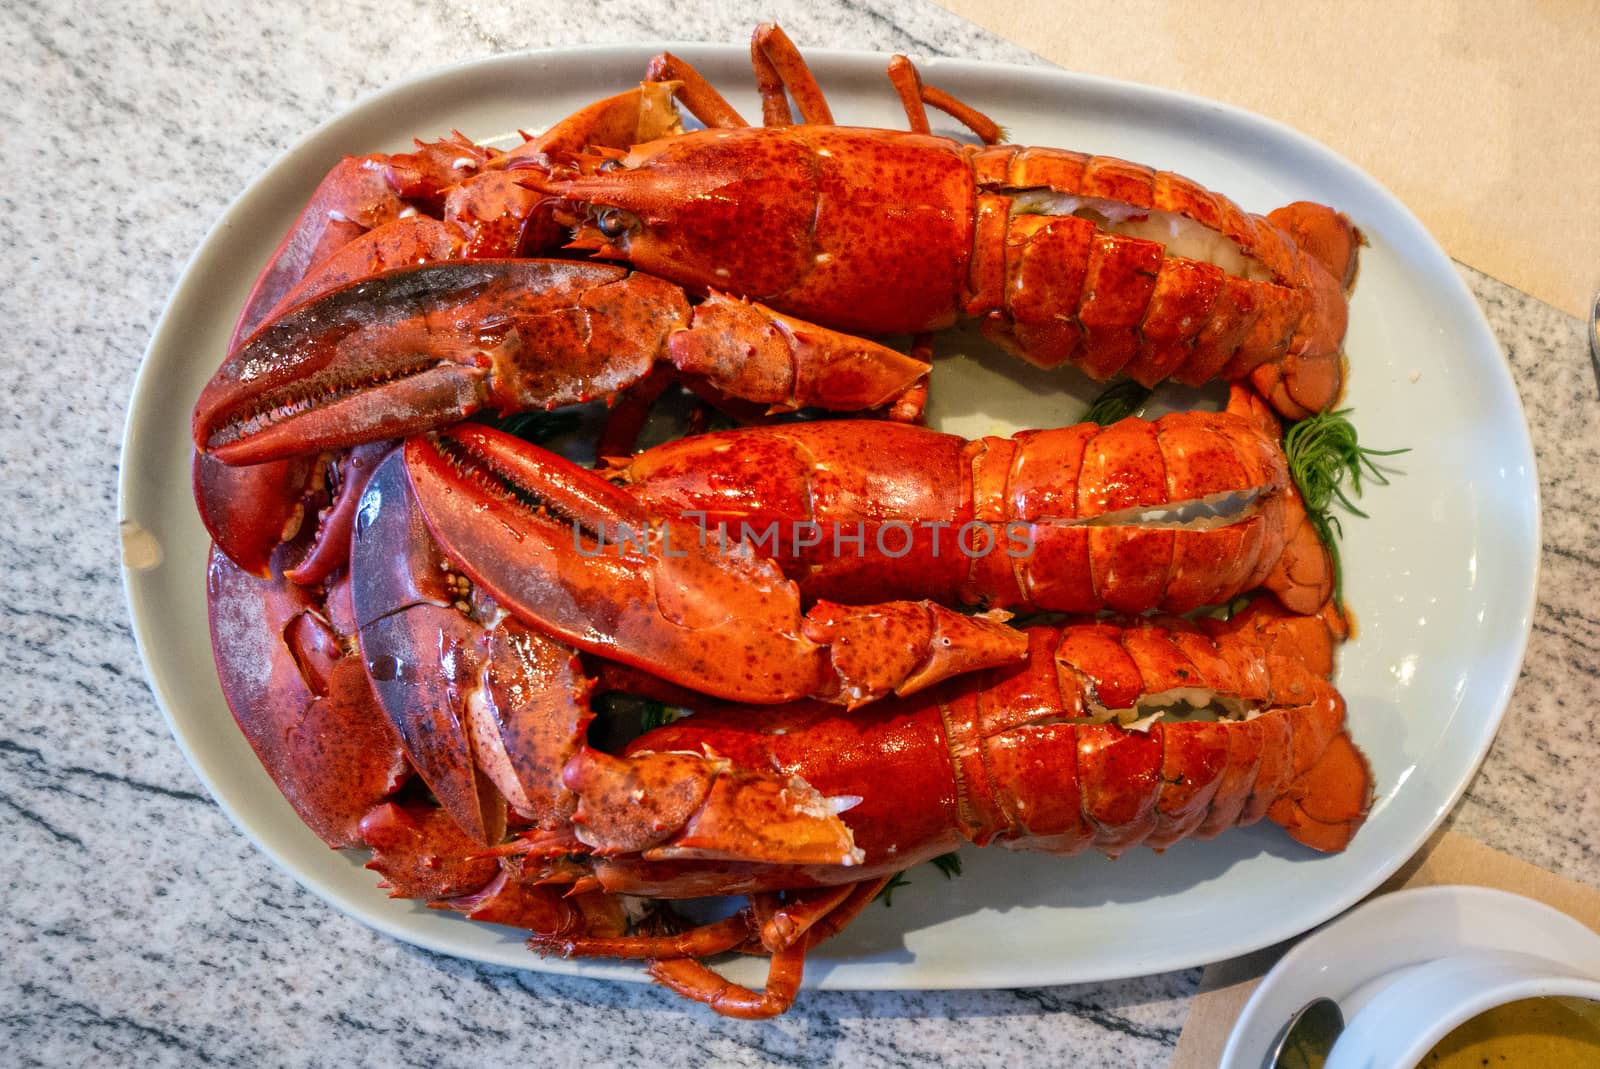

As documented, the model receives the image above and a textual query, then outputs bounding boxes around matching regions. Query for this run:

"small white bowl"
[1325,948,1600,1069]
[1221,885,1600,1069]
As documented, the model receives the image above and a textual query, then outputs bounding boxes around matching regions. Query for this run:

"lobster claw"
[564,747,864,866]
[403,425,1026,706]
[206,547,408,848]
[194,262,537,466]
[226,81,685,353]
[193,452,314,579]
[228,156,418,349]
[192,441,392,582]
[192,259,929,470]
[350,450,592,846]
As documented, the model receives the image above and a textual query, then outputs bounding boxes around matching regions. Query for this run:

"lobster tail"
[1245,201,1364,419]
[950,620,1368,858]
[966,146,1305,388]
[1268,731,1373,852]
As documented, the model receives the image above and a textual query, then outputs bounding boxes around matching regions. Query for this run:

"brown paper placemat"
[934,0,1600,318]
[1168,830,1600,1067]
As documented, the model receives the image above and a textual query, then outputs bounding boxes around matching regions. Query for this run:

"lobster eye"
[595,208,639,239]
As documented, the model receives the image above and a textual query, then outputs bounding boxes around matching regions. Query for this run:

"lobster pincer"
[402,424,1027,707]
[229,81,691,348]
[206,547,409,849]
[347,448,596,845]
[193,259,930,469]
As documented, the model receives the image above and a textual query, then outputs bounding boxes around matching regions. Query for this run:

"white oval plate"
[119,44,1538,992]
[1220,887,1600,1068]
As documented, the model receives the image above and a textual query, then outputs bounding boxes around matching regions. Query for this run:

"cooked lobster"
[203,410,1368,1017]
[531,24,1361,422]
[190,23,1379,1020]
[610,395,1333,615]
[224,24,1359,428]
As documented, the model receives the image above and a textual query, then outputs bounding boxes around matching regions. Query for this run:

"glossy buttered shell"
[980,410,1287,613]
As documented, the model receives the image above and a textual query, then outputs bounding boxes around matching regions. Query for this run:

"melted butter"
[1419,997,1600,1068]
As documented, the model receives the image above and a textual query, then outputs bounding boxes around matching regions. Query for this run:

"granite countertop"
[6,1,1597,1065]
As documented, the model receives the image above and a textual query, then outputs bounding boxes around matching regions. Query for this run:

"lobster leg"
[633,54,742,132]
[533,911,751,961]
[535,881,880,1020]
[885,54,1004,144]
[752,883,857,950]
[645,877,892,1019]
[532,895,807,1020]
[793,875,893,951]
[749,23,835,126]
[650,937,806,1020]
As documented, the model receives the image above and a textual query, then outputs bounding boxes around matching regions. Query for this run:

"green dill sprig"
[878,870,912,907]
[1282,409,1408,602]
[637,698,679,734]
[877,852,964,908]
[589,692,685,750]
[1083,381,1154,426]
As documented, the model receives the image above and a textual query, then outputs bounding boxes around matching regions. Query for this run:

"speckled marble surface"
[4,1,1596,1065]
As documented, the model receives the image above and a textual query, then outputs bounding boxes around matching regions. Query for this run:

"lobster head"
[533,127,824,305]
